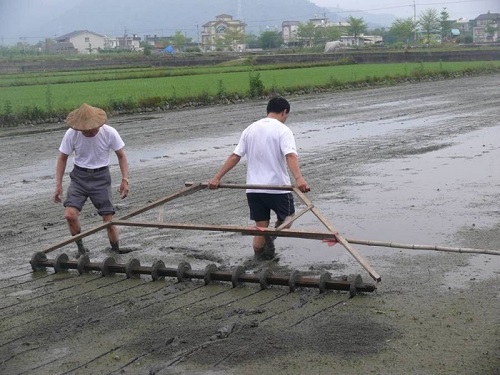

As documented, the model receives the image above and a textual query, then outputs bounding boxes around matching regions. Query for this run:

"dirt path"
[0,75,499,374]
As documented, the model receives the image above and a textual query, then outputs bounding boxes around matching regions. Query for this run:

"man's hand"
[208,177,220,190]
[54,185,63,203]
[295,176,310,193]
[119,179,129,199]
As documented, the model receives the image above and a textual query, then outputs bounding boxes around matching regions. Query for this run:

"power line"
[320,0,487,14]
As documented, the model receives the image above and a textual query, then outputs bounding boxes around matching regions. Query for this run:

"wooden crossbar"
[41,181,498,283]
[119,183,204,220]
[185,181,293,191]
[292,187,381,282]
[40,182,381,282]
[276,205,313,230]
[185,181,382,282]
[111,220,338,240]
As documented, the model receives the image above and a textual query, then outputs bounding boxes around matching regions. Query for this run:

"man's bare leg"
[64,206,89,258]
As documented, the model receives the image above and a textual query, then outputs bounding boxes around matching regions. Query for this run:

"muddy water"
[1,77,500,284]
[1,75,499,374]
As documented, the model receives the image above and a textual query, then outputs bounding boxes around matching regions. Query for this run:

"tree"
[258,30,282,49]
[440,8,452,41]
[370,27,387,37]
[389,17,417,43]
[143,44,152,56]
[419,8,441,44]
[484,23,497,42]
[297,22,316,47]
[222,28,246,51]
[245,33,260,49]
[42,38,55,53]
[346,15,367,45]
[171,30,187,52]
[321,25,343,42]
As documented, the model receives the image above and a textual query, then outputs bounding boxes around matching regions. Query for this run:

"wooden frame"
[41,181,500,282]
[43,182,382,282]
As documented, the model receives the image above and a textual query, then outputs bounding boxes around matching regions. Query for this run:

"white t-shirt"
[233,117,297,194]
[59,124,125,169]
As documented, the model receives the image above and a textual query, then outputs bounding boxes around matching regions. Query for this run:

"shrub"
[21,105,45,121]
[138,96,163,108]
[217,80,227,99]
[3,100,13,116]
[327,76,342,88]
[45,85,53,113]
[197,90,212,105]
[248,73,264,98]
[108,97,135,111]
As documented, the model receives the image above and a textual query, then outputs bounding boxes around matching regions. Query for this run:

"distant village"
[16,11,500,55]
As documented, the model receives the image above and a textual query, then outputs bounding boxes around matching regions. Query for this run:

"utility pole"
[197,24,200,49]
[124,27,128,49]
[413,0,417,43]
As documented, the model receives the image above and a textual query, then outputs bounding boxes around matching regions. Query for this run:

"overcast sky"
[0,0,498,45]
[310,0,498,19]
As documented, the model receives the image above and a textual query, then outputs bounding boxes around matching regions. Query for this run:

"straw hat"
[66,103,107,131]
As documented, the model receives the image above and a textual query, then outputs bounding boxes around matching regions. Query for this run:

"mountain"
[60,0,326,38]
[0,0,394,45]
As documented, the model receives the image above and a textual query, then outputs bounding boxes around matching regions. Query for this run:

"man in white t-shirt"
[53,103,129,258]
[208,97,309,260]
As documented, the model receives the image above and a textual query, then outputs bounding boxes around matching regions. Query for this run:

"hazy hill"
[47,0,339,39]
[3,0,395,44]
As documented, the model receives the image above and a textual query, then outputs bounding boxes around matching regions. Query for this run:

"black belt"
[74,165,108,173]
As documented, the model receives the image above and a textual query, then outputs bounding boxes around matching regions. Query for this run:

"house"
[54,30,107,54]
[46,42,78,54]
[201,14,246,51]
[107,34,141,51]
[339,35,383,46]
[309,16,328,28]
[473,11,500,43]
[455,18,472,33]
[282,21,300,44]
[282,18,350,47]
[144,35,162,47]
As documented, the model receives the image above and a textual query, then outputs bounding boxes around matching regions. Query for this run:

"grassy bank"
[1,60,499,127]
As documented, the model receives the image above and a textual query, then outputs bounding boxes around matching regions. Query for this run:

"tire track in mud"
[0,276,129,343]
[99,287,352,372]
[0,268,358,375]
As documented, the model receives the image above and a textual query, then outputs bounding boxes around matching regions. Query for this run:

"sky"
[310,0,498,20]
[0,0,498,46]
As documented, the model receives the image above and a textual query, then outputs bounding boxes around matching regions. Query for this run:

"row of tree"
[388,8,454,44]
[197,8,476,51]
[280,8,474,48]
[0,7,482,57]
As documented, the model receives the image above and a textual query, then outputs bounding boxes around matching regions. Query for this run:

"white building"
[55,30,107,54]
[282,21,300,44]
[473,12,499,43]
[107,35,141,51]
[201,14,246,51]
[339,35,383,46]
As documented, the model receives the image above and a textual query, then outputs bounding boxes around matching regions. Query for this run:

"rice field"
[1,60,499,117]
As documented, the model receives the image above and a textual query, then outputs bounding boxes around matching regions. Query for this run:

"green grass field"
[1,60,499,119]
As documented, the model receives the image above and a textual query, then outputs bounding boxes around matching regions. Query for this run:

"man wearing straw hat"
[208,97,309,261]
[53,103,129,258]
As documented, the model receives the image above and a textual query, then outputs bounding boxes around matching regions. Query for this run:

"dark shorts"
[246,193,295,222]
[64,167,115,216]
